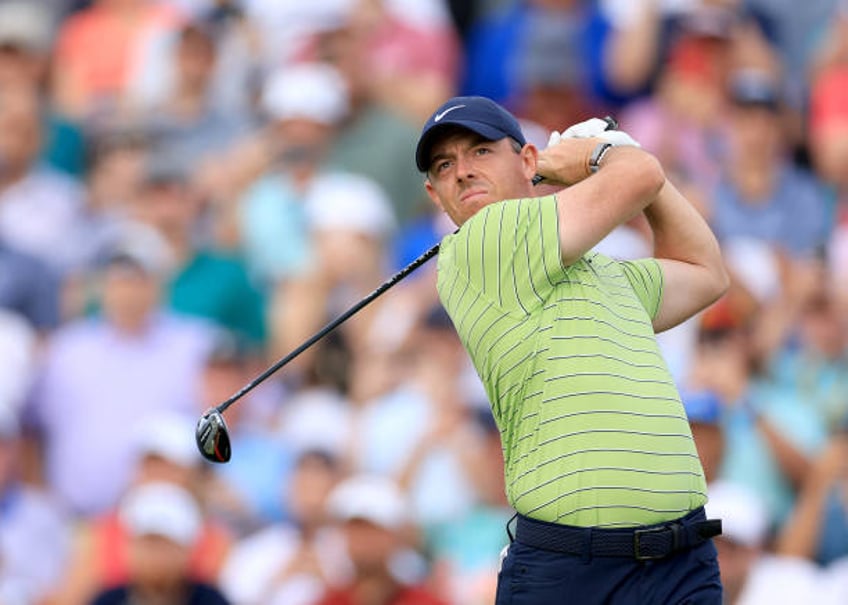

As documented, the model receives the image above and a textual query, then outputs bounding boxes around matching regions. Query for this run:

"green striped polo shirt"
[436,195,707,528]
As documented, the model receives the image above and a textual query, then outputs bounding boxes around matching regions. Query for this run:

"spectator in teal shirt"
[133,156,266,345]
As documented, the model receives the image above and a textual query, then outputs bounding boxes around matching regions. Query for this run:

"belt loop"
[581,527,593,564]
[506,512,518,543]
[670,523,682,552]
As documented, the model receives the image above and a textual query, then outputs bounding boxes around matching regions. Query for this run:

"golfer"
[416,96,728,604]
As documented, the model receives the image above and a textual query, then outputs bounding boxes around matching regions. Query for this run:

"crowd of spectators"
[1,0,848,603]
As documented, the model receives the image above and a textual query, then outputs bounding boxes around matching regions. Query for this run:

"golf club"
[196,115,619,463]
[196,239,441,462]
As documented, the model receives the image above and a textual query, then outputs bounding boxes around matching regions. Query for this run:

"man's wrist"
[588,142,615,174]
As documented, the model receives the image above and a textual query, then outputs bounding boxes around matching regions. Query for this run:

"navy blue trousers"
[495,526,722,604]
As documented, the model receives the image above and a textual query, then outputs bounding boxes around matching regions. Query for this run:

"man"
[416,96,729,604]
[313,474,447,605]
[88,481,230,605]
[29,225,213,516]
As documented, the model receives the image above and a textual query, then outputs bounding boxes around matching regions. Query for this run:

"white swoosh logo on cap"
[434,105,466,122]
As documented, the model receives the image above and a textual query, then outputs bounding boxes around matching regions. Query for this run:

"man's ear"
[521,144,539,181]
[424,179,444,212]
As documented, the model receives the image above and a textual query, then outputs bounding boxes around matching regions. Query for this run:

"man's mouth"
[460,189,487,203]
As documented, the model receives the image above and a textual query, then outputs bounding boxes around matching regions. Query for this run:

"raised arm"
[644,179,729,332]
[536,138,665,266]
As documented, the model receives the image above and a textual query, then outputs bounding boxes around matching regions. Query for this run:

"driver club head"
[195,409,232,463]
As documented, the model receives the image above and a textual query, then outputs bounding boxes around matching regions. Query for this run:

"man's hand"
[547,117,641,148]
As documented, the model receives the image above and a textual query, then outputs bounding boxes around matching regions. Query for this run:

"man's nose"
[454,153,475,180]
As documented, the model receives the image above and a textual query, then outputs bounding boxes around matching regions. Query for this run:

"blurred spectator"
[709,67,833,257]
[197,330,294,536]
[131,21,253,179]
[0,1,90,178]
[311,15,429,224]
[132,156,266,344]
[706,479,847,604]
[390,307,486,527]
[337,0,460,123]
[0,239,61,331]
[617,13,730,208]
[270,171,395,369]
[509,2,594,132]
[0,401,71,605]
[343,320,484,531]
[54,412,232,605]
[689,317,827,526]
[0,2,52,91]
[219,449,348,605]
[50,0,184,122]
[777,426,848,565]
[745,0,840,111]
[424,409,511,605]
[0,311,38,414]
[704,480,774,605]
[809,4,848,313]
[681,389,725,484]
[275,332,355,461]
[27,225,213,516]
[461,0,587,108]
[313,474,447,605]
[235,61,350,287]
[766,288,848,434]
[88,481,231,605]
[0,87,88,273]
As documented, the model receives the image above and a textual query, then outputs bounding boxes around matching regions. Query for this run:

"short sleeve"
[619,258,664,320]
[443,196,566,314]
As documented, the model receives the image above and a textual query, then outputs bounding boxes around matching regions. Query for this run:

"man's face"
[424,130,537,226]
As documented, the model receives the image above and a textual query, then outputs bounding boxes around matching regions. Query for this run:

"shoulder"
[47,318,104,349]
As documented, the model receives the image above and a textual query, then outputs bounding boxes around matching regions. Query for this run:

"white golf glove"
[547,117,640,148]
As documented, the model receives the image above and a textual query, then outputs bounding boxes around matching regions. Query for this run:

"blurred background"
[1,0,848,603]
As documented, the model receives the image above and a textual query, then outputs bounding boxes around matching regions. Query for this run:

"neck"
[351,572,399,605]
[131,580,187,605]
[730,161,775,202]
[0,164,29,189]
[169,84,207,119]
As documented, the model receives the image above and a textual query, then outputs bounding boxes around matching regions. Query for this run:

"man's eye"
[435,160,452,173]
[475,147,491,156]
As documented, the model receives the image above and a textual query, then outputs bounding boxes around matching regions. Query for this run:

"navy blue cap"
[415,96,526,172]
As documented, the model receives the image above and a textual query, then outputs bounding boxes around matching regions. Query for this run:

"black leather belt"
[514,507,722,562]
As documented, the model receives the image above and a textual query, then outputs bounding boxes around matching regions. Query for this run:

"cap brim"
[415,119,518,172]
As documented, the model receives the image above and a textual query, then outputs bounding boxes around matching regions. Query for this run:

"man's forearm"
[644,180,725,277]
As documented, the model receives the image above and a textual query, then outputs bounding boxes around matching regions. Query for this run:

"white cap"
[119,482,202,546]
[262,63,349,125]
[328,475,409,530]
[305,173,396,238]
[705,480,770,548]
[278,388,351,458]
[134,412,200,468]
[0,2,52,52]
[104,221,175,277]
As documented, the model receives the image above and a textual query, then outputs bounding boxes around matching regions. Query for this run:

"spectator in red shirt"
[313,475,448,605]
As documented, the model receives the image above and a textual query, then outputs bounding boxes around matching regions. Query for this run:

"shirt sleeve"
[446,196,566,314]
[618,258,664,320]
